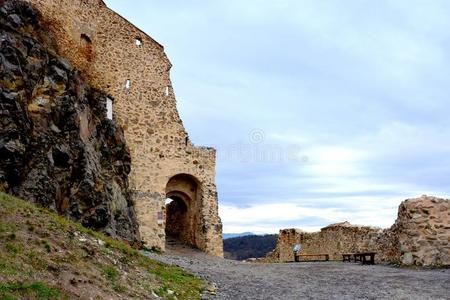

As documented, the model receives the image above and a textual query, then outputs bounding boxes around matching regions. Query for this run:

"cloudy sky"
[104,0,450,233]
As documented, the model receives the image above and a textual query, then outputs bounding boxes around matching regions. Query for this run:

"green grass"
[5,243,20,256]
[112,282,127,293]
[41,240,52,253]
[102,265,119,281]
[0,220,17,235]
[148,261,204,299]
[0,281,60,299]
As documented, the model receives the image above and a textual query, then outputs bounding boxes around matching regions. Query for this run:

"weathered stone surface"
[265,196,449,267]
[0,0,139,243]
[393,195,450,266]
[265,225,383,262]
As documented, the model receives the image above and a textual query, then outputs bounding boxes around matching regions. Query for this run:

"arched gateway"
[165,174,202,248]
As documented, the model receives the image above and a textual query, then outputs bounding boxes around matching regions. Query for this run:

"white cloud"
[219,194,405,234]
[105,1,450,234]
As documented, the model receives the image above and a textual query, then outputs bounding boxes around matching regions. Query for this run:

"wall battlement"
[29,0,223,255]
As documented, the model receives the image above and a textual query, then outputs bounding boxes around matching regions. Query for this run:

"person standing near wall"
[293,244,301,262]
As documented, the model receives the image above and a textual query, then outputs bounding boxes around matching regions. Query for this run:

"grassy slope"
[0,192,204,299]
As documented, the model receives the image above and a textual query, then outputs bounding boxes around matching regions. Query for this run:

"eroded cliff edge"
[0,0,140,242]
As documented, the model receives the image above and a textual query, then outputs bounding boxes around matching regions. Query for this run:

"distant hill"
[223,232,255,239]
[223,234,278,260]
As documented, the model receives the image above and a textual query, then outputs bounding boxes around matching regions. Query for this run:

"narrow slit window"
[125,80,131,89]
[164,86,169,96]
[80,33,93,62]
[106,98,113,120]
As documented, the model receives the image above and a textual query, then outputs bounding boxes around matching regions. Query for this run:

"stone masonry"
[266,196,450,267]
[27,0,223,256]
[265,223,381,263]
[392,196,450,266]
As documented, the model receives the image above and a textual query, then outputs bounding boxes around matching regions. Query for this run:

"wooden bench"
[342,253,352,262]
[294,253,329,262]
[342,253,376,264]
[353,252,376,265]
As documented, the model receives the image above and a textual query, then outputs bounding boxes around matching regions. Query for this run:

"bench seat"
[294,253,329,262]
[342,252,376,264]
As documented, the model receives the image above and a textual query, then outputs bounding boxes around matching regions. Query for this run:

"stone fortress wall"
[28,0,223,256]
[266,196,450,267]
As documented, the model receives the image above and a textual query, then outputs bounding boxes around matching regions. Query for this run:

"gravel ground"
[144,245,450,300]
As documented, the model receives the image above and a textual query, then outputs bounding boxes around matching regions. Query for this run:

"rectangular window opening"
[106,98,113,120]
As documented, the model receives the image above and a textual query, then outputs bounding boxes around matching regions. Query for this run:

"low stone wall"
[265,223,383,262]
[265,196,449,267]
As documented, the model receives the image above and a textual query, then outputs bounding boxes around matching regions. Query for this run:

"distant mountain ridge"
[223,234,278,260]
[223,232,255,239]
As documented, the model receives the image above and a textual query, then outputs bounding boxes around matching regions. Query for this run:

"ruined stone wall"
[393,196,449,266]
[28,0,223,256]
[266,196,449,267]
[265,223,382,262]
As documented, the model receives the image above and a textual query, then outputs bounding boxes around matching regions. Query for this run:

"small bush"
[112,282,127,293]
[5,243,20,256]
[102,266,119,281]
[41,240,51,253]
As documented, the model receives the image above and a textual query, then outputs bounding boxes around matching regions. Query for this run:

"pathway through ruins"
[144,244,449,300]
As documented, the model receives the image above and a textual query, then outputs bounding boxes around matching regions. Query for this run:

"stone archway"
[165,174,202,248]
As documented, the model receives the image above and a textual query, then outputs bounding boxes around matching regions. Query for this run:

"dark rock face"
[0,0,140,242]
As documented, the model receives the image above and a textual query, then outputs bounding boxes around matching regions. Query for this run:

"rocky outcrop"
[0,0,139,242]
[265,196,449,267]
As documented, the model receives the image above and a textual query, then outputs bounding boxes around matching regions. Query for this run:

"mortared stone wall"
[28,0,223,256]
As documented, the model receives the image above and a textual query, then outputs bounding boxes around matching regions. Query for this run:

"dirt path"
[144,244,450,300]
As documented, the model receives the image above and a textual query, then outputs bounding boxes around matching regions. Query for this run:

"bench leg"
[362,255,375,265]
